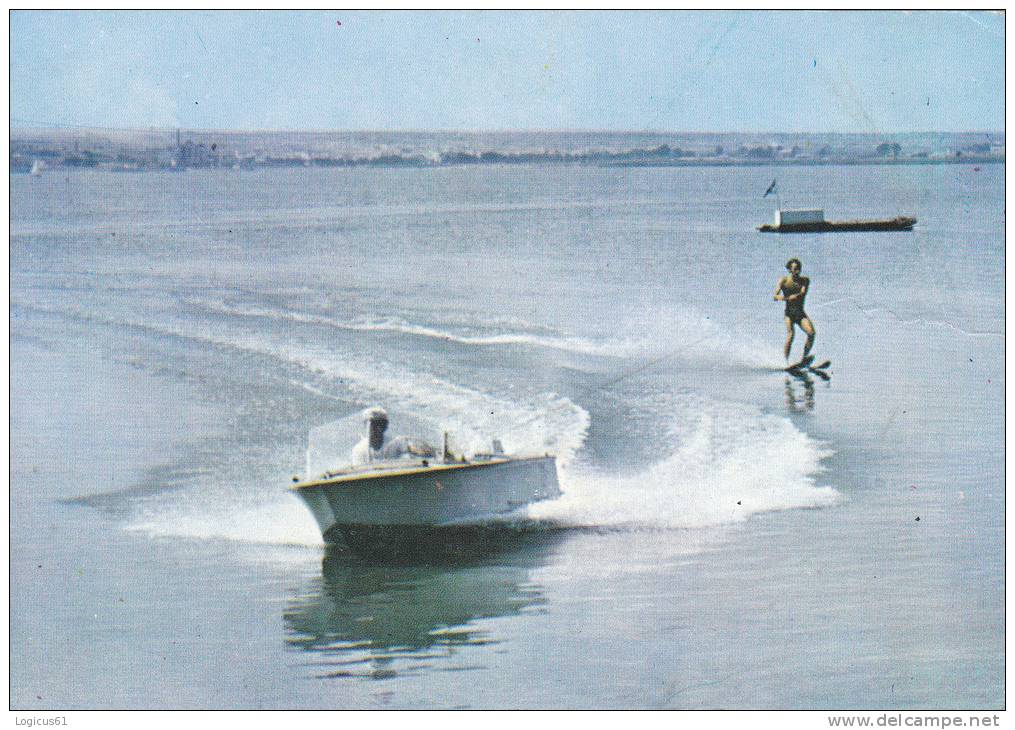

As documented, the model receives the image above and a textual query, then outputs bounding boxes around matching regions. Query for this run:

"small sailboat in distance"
[29,160,45,176]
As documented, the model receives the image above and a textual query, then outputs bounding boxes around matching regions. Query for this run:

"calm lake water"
[10,159,1003,709]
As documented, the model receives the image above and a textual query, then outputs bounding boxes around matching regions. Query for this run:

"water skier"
[774,258,816,365]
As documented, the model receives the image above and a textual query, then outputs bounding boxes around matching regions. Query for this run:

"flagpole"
[763,178,781,212]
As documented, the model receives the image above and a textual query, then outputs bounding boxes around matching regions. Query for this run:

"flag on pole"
[763,179,778,198]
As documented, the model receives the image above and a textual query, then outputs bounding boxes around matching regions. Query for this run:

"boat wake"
[125,495,326,547]
[528,398,839,530]
[188,296,781,372]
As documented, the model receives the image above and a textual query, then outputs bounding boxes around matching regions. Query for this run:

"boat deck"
[294,455,548,489]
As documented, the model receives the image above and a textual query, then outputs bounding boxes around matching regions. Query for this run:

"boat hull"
[292,456,560,544]
[758,216,916,233]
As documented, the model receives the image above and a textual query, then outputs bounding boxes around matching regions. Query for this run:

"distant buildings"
[9,129,1005,173]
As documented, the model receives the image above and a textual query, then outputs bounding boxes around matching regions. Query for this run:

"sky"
[9,10,1006,133]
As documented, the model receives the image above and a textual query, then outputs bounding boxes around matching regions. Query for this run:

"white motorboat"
[291,408,560,546]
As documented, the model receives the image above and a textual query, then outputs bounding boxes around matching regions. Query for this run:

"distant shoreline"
[10,156,1003,174]
[603,157,1003,168]
[11,128,1004,173]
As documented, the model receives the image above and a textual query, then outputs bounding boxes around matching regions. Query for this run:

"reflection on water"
[283,526,565,680]
[784,373,816,412]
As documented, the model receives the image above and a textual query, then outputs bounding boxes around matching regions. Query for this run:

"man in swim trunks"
[774,258,816,362]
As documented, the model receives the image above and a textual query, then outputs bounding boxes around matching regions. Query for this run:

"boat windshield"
[305,408,445,478]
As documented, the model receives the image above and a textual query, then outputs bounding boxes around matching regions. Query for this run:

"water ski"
[786,358,832,381]
[808,367,831,382]
[784,355,815,372]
